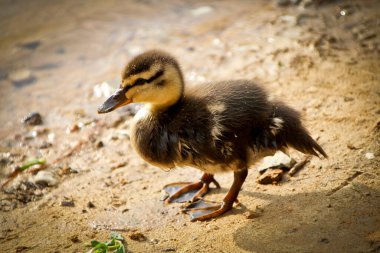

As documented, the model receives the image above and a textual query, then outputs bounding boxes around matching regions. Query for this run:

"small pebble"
[61,201,75,207]
[39,141,52,149]
[48,133,55,142]
[346,143,358,150]
[244,209,264,219]
[150,239,159,244]
[69,235,81,243]
[365,152,375,160]
[66,123,80,134]
[58,166,76,176]
[129,231,147,242]
[191,6,213,16]
[8,69,36,87]
[245,205,264,219]
[257,169,283,184]
[95,141,104,148]
[87,201,96,208]
[15,246,30,252]
[119,178,128,185]
[343,96,354,102]
[33,171,58,187]
[17,40,41,50]
[22,112,43,126]
[161,249,176,252]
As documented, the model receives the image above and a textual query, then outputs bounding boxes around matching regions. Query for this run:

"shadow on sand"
[233,184,380,253]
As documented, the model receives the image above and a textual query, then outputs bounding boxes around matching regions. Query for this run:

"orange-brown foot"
[182,169,248,221]
[164,173,220,203]
[182,200,233,222]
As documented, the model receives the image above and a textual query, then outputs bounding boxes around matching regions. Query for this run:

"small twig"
[92,224,130,232]
[288,156,312,176]
[1,169,22,189]
[110,161,128,171]
[27,163,47,174]
[1,159,46,189]
[326,171,363,196]
[51,140,86,164]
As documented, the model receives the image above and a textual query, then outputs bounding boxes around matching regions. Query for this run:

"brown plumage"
[98,50,327,221]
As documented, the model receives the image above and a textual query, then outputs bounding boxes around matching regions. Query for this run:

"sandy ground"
[0,0,379,252]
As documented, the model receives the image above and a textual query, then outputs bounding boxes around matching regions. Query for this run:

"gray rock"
[8,69,36,87]
[22,112,43,126]
[17,40,41,50]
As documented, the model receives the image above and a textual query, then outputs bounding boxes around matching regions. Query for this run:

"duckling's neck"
[146,67,184,112]
[146,89,183,112]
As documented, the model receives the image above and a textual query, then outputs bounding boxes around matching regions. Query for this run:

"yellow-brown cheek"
[125,88,134,100]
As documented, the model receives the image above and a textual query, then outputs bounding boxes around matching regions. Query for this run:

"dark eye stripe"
[147,69,164,83]
[134,78,146,86]
[122,69,165,93]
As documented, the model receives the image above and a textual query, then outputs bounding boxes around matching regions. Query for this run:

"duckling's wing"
[185,80,327,159]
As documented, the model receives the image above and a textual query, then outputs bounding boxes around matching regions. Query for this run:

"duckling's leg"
[164,173,220,203]
[183,169,248,221]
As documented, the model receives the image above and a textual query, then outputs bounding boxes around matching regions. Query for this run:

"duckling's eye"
[134,78,147,86]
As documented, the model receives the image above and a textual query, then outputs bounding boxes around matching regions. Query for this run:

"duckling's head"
[98,50,184,114]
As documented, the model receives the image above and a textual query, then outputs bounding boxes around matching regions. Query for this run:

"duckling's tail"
[273,102,328,158]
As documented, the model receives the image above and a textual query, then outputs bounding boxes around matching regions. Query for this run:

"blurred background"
[0,0,379,252]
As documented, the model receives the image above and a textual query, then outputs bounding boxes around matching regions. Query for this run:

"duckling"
[98,50,327,221]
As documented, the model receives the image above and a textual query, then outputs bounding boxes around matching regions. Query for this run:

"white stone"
[33,171,58,186]
[191,6,213,16]
[47,133,55,142]
[365,152,375,160]
[8,69,32,82]
[258,151,296,172]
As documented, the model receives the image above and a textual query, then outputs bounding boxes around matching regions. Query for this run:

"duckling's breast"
[130,105,238,172]
[130,107,177,169]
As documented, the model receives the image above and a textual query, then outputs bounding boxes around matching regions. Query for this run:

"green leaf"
[88,233,126,253]
[93,242,108,253]
[19,158,46,171]
[91,240,102,247]
[106,238,116,247]
[115,245,125,253]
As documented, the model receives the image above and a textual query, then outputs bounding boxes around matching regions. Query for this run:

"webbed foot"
[181,169,248,221]
[182,199,233,221]
[164,173,220,203]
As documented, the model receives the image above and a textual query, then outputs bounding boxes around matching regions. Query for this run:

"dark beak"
[97,88,132,114]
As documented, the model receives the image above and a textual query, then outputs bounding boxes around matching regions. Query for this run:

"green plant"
[88,232,126,253]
